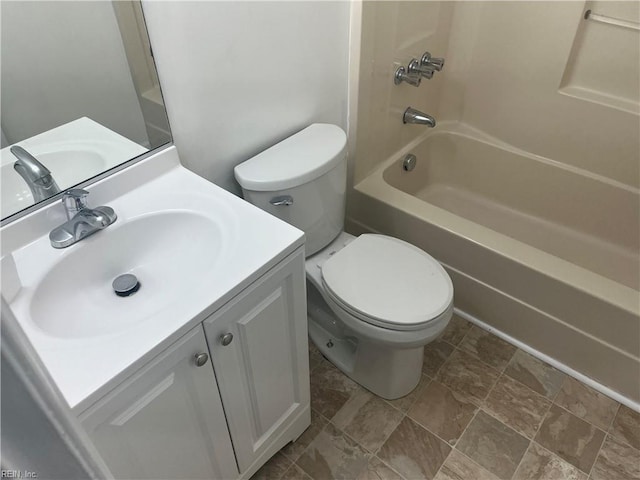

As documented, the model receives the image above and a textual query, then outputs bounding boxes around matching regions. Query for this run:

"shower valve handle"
[408,59,435,79]
[394,66,421,87]
[420,52,445,72]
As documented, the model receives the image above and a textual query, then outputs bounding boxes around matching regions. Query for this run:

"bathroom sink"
[2,146,304,409]
[29,211,223,339]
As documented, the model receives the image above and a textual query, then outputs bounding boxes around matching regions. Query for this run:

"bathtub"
[349,124,640,405]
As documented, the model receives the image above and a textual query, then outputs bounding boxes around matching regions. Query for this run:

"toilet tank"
[234,124,347,256]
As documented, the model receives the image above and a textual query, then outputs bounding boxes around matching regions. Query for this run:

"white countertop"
[1,146,304,413]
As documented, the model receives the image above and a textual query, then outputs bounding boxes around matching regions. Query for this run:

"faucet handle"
[420,52,445,71]
[394,66,421,87]
[408,59,435,79]
[62,189,89,219]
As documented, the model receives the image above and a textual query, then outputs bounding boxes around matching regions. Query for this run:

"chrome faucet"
[408,59,436,79]
[419,51,445,72]
[11,145,61,202]
[403,107,436,127]
[394,66,422,87]
[49,189,117,248]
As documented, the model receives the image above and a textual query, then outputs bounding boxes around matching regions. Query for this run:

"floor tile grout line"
[551,384,622,434]
[285,413,333,472]
[518,388,558,478]
[361,409,412,478]
[484,371,506,405]
[527,441,593,479]
[453,322,518,372]
[551,402,608,435]
[430,448,451,480]
[483,371,556,440]
[474,399,540,443]
[400,375,432,413]
[458,326,578,408]
[549,372,567,404]
[448,338,510,384]
[382,374,432,415]
[371,453,408,480]
[586,429,609,479]
[508,440,535,480]
[454,320,475,347]
[601,418,640,451]
[377,402,473,476]
[605,402,621,434]
[370,410,407,458]
[278,461,296,480]
[532,389,555,439]
[405,375,487,443]
[452,447,505,480]
[402,369,500,448]
[374,413,454,480]
[454,397,536,480]
[327,419,372,454]
[407,408,465,450]
[530,401,600,477]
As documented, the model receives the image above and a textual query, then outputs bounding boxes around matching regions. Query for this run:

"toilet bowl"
[234,123,454,399]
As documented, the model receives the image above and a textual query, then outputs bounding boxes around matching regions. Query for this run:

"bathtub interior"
[382,131,640,290]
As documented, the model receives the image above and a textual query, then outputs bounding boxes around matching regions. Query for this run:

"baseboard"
[454,307,640,413]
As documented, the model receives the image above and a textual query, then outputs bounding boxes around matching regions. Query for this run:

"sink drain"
[112,274,140,297]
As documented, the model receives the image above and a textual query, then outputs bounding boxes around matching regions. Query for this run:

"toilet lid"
[321,234,453,330]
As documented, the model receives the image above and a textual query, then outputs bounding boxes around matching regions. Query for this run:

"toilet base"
[307,283,424,400]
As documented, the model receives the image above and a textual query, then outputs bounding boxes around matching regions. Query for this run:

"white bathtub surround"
[352,2,639,188]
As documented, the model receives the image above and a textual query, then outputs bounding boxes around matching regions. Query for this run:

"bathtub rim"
[353,123,639,317]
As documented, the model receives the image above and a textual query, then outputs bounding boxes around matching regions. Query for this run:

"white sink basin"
[30,211,224,338]
[1,146,304,410]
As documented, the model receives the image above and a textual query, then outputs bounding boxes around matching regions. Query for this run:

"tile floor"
[253,315,640,480]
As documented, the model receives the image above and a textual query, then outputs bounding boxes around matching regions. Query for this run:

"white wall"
[142,1,351,194]
[0,1,148,146]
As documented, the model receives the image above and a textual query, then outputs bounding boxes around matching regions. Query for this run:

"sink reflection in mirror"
[0,118,148,218]
[0,1,171,221]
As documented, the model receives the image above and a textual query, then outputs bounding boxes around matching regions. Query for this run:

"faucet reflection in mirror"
[0,1,171,222]
[11,145,61,202]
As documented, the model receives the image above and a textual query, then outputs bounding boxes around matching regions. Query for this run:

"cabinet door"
[204,250,309,473]
[80,326,238,480]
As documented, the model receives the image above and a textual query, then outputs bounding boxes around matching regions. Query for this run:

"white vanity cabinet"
[203,248,309,473]
[79,326,238,480]
[79,248,309,480]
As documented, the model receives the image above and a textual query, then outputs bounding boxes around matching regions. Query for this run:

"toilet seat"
[321,234,453,331]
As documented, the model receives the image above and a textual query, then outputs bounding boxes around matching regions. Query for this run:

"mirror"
[0,1,171,221]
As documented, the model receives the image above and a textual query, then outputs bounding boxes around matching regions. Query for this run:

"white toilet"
[234,124,453,399]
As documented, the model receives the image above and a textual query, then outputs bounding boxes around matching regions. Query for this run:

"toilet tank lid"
[234,123,347,191]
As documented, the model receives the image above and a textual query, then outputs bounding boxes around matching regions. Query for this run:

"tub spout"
[403,107,436,127]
